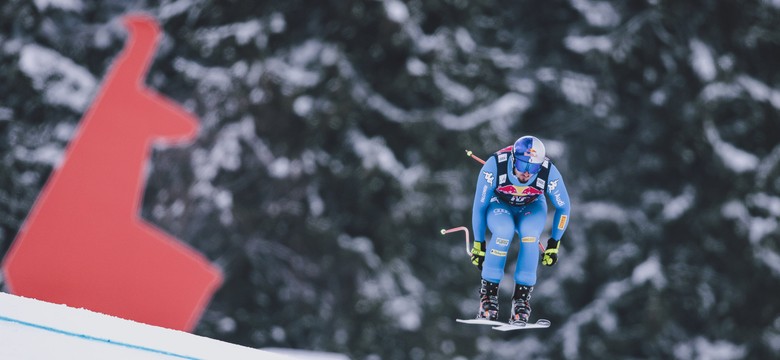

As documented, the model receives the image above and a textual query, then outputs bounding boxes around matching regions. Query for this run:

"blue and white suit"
[471,150,571,286]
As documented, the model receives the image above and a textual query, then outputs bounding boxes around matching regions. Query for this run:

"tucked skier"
[470,135,571,325]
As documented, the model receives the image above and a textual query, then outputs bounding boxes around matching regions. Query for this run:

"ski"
[456,318,506,326]
[492,319,551,331]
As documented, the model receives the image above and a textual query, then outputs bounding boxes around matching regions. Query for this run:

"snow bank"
[0,292,293,360]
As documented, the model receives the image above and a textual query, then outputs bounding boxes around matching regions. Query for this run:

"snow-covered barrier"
[0,292,292,360]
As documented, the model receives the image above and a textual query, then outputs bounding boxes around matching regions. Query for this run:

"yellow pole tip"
[440,229,446,234]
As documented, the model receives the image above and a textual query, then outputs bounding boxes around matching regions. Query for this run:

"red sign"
[2,15,223,332]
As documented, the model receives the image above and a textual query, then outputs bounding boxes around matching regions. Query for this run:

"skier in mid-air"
[470,135,571,325]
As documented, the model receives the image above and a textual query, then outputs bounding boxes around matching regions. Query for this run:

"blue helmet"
[513,136,546,174]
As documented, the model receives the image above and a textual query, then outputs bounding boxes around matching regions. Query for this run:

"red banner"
[2,14,223,332]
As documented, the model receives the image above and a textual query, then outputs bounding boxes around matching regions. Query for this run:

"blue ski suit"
[472,146,571,286]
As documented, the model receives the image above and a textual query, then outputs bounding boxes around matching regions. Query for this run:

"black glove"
[542,238,560,266]
[471,241,486,270]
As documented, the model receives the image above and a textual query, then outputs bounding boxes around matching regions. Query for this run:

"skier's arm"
[546,164,571,241]
[472,157,497,244]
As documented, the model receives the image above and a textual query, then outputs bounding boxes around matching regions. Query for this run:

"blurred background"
[1,0,779,359]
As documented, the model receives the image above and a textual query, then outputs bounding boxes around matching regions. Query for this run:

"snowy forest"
[2,0,780,359]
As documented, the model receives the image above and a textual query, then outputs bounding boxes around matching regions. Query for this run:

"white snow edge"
[0,291,295,360]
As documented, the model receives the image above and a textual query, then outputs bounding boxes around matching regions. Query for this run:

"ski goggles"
[514,158,542,174]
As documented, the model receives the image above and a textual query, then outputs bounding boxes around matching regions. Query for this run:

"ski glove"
[471,241,486,270]
[542,238,560,266]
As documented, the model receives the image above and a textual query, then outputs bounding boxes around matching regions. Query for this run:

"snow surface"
[0,292,346,360]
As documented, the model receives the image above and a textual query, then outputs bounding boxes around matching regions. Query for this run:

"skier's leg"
[509,200,547,324]
[513,199,547,286]
[481,202,517,284]
[475,201,516,320]
[509,284,534,324]
[476,278,499,320]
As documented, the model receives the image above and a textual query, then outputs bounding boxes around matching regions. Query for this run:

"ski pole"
[465,150,485,164]
[440,226,472,257]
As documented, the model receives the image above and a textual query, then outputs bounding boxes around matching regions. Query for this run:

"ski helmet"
[513,136,546,174]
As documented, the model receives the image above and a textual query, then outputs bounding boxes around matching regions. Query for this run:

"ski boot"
[476,279,499,320]
[509,284,533,325]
